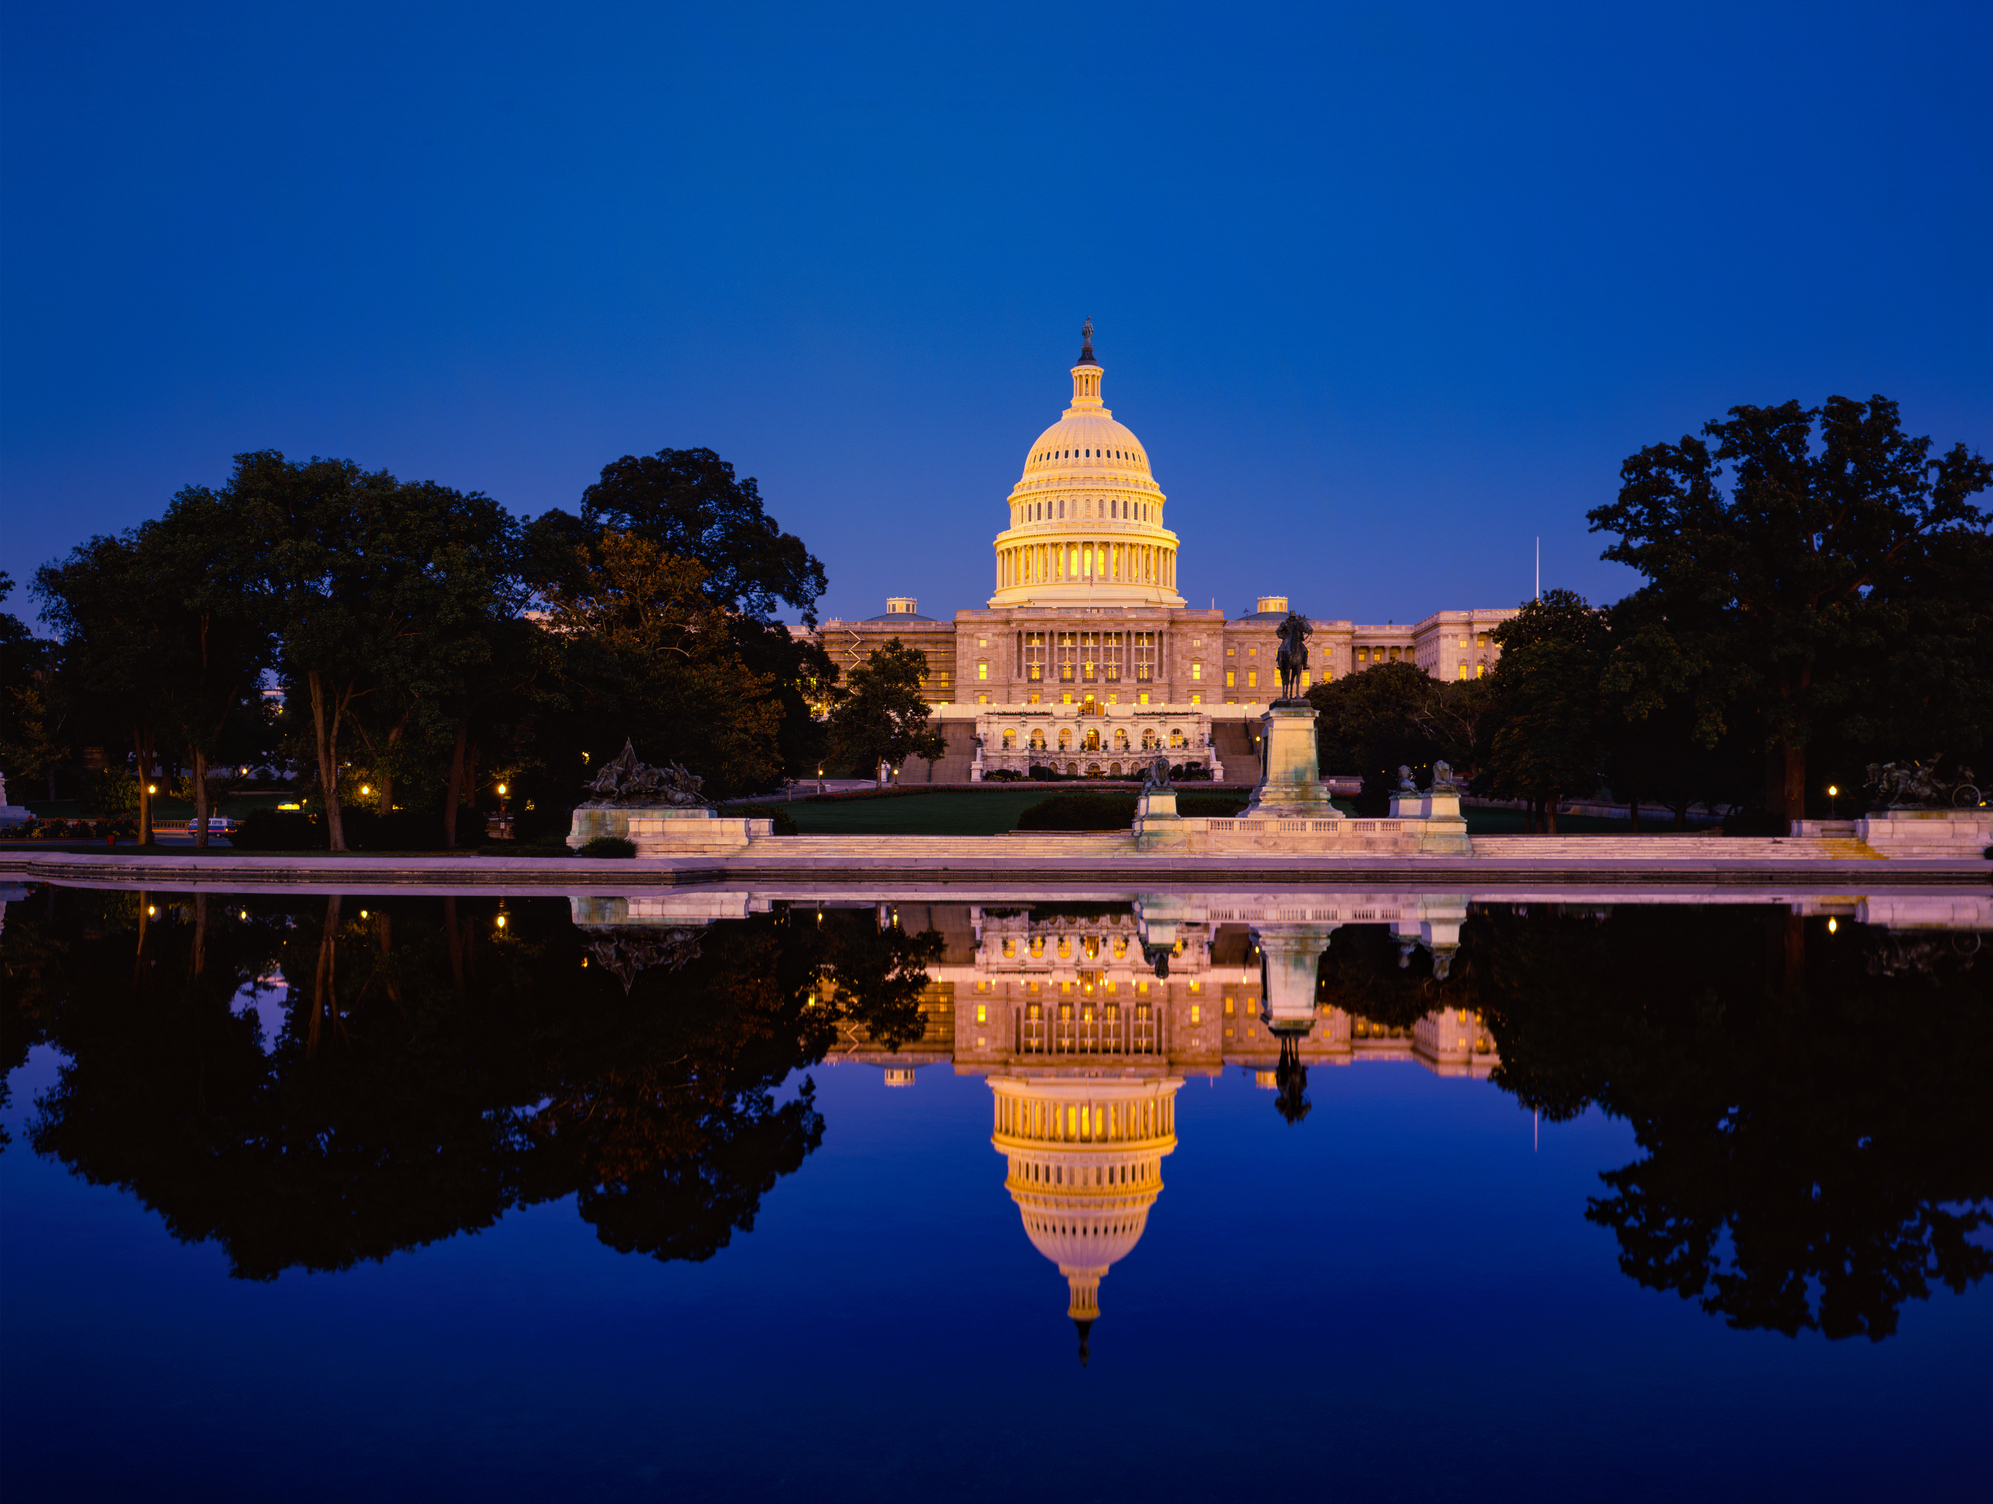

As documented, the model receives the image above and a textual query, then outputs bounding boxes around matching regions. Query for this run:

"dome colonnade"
[988,321,1184,609]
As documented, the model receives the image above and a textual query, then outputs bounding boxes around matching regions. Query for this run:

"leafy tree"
[823,638,947,780]
[134,492,277,846]
[0,573,64,801]
[1305,661,1485,815]
[537,446,828,622]
[1479,591,1614,831]
[539,529,786,802]
[524,447,835,780]
[230,451,518,851]
[1591,395,1992,821]
[33,535,174,841]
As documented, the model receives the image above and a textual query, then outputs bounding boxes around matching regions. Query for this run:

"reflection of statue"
[1143,754,1172,792]
[1273,1035,1311,1125]
[583,739,712,808]
[1141,940,1172,979]
[584,927,705,991]
[1275,612,1312,700]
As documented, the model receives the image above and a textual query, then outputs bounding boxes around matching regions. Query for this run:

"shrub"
[580,836,637,858]
[231,809,322,851]
[341,807,448,851]
[79,768,141,818]
[1016,794,1138,830]
[1170,763,1213,781]
[981,768,1025,782]
[1178,794,1249,818]
[731,803,800,835]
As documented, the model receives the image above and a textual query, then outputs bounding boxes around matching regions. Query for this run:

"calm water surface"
[2,885,1987,1500]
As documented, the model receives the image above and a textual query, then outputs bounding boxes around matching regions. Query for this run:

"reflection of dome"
[990,1074,1183,1361]
[989,323,1183,609]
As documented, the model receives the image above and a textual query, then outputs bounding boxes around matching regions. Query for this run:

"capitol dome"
[989,1073,1183,1363]
[989,322,1184,609]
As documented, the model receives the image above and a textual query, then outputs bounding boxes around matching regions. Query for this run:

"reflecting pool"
[2,884,1988,1499]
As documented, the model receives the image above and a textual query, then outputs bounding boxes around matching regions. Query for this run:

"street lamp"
[1827,784,1839,818]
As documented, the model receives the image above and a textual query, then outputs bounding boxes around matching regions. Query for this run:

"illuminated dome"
[989,321,1184,609]
[989,1073,1183,1364]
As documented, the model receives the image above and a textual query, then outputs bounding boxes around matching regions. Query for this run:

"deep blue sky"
[3,2,1988,627]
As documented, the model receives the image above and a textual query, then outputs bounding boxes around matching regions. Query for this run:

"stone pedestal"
[1243,703,1342,820]
[1133,788,1187,852]
[566,805,772,856]
[0,772,31,830]
[1250,923,1339,1033]
[1855,808,1993,858]
[1386,785,1471,855]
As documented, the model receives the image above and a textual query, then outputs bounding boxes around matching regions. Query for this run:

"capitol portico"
[815,322,1517,782]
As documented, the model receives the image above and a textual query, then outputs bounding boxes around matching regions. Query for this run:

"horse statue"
[582,739,712,808]
[1275,611,1312,701]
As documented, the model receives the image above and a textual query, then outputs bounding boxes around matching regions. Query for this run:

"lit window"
[1139,692,1149,704]
[1225,671,1235,687]
[1247,671,1256,688]
[1190,692,1201,704]
[978,662,988,680]
[1476,663,1486,678]
[1458,663,1469,680]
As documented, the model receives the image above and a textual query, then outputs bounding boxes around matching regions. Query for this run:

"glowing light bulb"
[1828,917,1839,933]
[497,783,508,796]
[495,914,508,929]
[360,784,371,795]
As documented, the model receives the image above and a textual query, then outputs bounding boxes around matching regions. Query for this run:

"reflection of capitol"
[992,1075,1179,1363]
[826,892,1499,1354]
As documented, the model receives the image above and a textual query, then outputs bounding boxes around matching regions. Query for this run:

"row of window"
[1016,497,1153,523]
[998,725,1194,752]
[1033,446,1144,466]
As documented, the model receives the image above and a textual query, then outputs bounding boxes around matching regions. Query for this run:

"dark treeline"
[2,447,844,849]
[0,887,940,1275]
[1310,395,1992,826]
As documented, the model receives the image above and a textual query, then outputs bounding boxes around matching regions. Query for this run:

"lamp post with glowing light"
[1828,784,1839,819]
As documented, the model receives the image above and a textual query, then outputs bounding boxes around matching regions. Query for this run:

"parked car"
[185,816,240,835]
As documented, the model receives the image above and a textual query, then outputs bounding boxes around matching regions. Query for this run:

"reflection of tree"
[1,892,937,1277]
[1315,922,1472,1032]
[1466,906,1993,1340]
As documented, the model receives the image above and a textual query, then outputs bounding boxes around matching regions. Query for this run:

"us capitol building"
[814,322,1517,781]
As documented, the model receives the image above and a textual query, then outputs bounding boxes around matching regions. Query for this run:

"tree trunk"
[193,891,207,975]
[1544,793,1560,835]
[306,670,348,852]
[308,893,342,1055]
[134,730,156,845]
[443,722,469,850]
[1627,794,1641,833]
[192,747,210,848]
[1766,741,1806,827]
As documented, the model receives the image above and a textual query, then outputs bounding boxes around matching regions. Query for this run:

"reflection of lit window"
[1002,938,1015,957]
[975,1004,986,1023]
[1191,1004,1201,1023]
